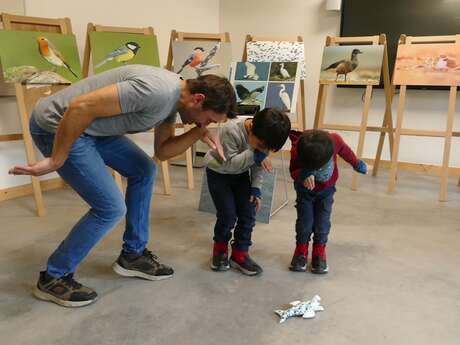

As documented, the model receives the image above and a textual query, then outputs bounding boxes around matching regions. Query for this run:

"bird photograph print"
[265,82,295,112]
[246,40,307,79]
[393,43,460,86]
[319,45,384,85]
[172,41,232,79]
[234,81,267,108]
[0,29,82,84]
[269,62,297,81]
[234,62,270,81]
[230,61,300,114]
[90,31,160,74]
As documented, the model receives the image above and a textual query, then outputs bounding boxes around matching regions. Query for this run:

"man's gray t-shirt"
[33,65,181,136]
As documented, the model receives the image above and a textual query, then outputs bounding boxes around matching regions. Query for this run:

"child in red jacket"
[289,129,367,274]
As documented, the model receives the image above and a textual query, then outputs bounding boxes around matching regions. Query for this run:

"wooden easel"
[313,34,394,190]
[166,30,231,190]
[0,13,72,216]
[242,34,306,131]
[82,23,172,195]
[388,34,460,201]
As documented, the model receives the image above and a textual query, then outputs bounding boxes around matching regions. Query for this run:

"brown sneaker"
[112,249,174,281]
[33,271,97,307]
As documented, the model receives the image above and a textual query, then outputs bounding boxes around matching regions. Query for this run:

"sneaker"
[230,255,263,276]
[289,243,308,272]
[210,242,230,272]
[33,271,97,308]
[311,255,328,274]
[289,254,307,272]
[112,249,174,281]
[311,243,328,274]
[211,252,230,271]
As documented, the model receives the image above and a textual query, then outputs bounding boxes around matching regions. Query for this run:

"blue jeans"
[29,115,156,277]
[294,183,336,245]
[206,168,256,251]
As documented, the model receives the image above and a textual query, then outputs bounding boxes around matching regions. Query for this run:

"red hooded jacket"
[289,130,359,191]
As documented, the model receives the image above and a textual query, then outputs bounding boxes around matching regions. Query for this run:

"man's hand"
[260,157,273,173]
[8,157,62,176]
[303,175,315,190]
[200,129,225,162]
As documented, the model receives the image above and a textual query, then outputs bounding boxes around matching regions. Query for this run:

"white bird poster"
[230,61,300,114]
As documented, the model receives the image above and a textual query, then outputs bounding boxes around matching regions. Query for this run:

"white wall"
[219,0,460,167]
[0,0,220,189]
[1,0,459,190]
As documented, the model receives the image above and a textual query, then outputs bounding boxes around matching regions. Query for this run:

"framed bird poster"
[230,61,301,114]
[319,45,384,85]
[0,29,82,84]
[393,43,460,86]
[172,41,232,79]
[89,31,160,74]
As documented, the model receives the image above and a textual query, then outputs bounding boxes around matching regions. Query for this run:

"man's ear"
[192,93,205,105]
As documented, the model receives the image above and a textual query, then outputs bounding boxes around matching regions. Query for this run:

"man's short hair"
[187,75,237,118]
[252,108,291,152]
[298,130,334,171]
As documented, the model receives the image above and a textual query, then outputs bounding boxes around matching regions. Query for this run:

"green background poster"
[90,31,160,74]
[0,29,82,83]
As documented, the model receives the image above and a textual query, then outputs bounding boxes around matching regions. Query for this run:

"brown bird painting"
[323,48,363,82]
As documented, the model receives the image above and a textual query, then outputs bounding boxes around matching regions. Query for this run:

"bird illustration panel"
[319,45,384,85]
[269,62,297,81]
[234,62,270,81]
[393,44,460,86]
[246,41,306,79]
[90,32,160,74]
[265,82,295,112]
[230,62,300,116]
[0,29,82,84]
[172,41,232,79]
[234,81,267,108]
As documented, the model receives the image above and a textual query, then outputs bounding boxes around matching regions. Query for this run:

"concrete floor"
[0,163,459,345]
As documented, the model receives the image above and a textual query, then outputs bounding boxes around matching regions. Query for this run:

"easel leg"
[388,86,406,194]
[113,171,123,192]
[16,86,46,217]
[185,147,194,189]
[314,85,328,129]
[352,85,372,191]
[161,160,171,195]
[439,87,456,202]
[183,125,194,190]
[373,107,394,178]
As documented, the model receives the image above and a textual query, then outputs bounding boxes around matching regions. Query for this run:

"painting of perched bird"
[177,42,221,77]
[37,36,78,78]
[235,84,265,105]
[323,48,362,82]
[95,41,141,69]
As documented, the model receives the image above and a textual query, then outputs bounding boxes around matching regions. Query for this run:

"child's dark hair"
[187,75,237,118]
[298,130,334,171]
[252,108,291,151]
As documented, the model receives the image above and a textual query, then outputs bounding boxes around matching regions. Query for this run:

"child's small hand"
[253,150,268,167]
[354,160,368,174]
[303,175,315,190]
[250,187,262,212]
[261,157,273,173]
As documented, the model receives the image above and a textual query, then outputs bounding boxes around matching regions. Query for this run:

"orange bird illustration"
[37,36,78,78]
[177,47,204,74]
